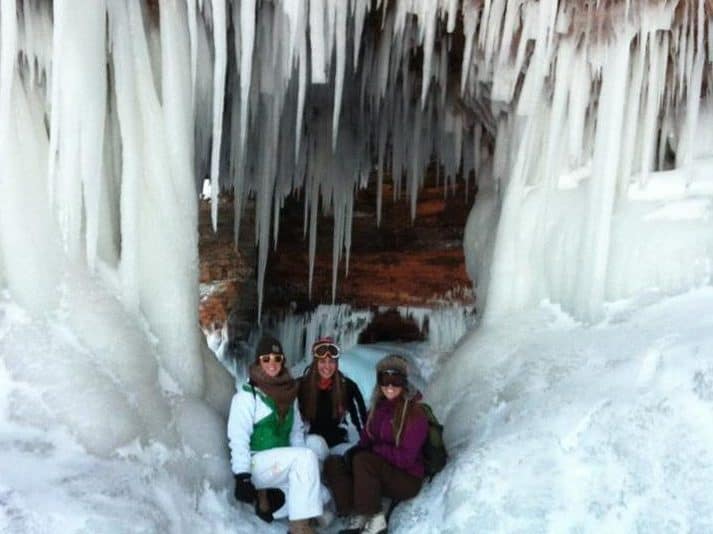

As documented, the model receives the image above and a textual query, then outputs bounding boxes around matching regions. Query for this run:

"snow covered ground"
[398,288,713,533]
[3,287,713,532]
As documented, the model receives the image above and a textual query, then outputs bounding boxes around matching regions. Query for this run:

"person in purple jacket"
[324,354,428,534]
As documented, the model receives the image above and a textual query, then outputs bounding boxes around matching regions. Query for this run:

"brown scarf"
[249,363,299,418]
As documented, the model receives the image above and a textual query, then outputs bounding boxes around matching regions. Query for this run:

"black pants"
[324,452,423,516]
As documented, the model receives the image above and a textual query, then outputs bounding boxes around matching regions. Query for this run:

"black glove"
[234,473,256,503]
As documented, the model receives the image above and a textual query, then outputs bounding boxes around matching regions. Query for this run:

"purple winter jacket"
[359,397,429,478]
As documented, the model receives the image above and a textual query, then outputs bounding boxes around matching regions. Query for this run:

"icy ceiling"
[1,0,712,339]
[192,0,713,321]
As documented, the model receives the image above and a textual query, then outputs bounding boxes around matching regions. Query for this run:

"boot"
[288,518,316,534]
[316,509,335,528]
[338,514,366,533]
[254,488,285,523]
[360,512,387,534]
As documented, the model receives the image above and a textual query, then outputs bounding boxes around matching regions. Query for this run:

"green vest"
[244,384,294,451]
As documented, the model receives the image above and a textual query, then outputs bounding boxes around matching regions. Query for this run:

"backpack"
[419,402,448,478]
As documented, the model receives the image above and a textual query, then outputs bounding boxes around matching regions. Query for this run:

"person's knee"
[323,454,339,471]
[353,451,378,474]
[323,454,345,479]
[292,447,320,473]
[305,434,329,462]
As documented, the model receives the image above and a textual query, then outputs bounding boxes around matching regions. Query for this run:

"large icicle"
[208,0,227,231]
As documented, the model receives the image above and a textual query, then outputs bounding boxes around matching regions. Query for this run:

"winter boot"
[288,518,316,534]
[360,512,387,534]
[338,514,367,533]
[316,509,335,528]
[254,488,285,523]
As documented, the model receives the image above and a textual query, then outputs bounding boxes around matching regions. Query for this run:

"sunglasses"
[259,353,285,364]
[314,344,340,359]
[377,370,407,388]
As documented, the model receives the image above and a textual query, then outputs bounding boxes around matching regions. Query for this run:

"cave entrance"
[358,309,426,344]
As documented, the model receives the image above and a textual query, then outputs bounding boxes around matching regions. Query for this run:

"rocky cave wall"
[198,168,475,355]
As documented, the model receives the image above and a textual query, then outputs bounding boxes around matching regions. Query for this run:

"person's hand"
[234,472,256,503]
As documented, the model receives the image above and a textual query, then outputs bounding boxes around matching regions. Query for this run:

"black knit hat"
[255,335,284,361]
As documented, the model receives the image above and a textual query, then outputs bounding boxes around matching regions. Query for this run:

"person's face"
[316,357,337,380]
[381,384,403,400]
[259,353,284,377]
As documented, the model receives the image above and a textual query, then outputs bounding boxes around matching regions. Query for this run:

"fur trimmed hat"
[255,335,284,361]
[376,354,409,376]
[370,354,414,404]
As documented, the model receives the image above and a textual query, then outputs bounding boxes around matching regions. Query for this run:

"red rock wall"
[198,175,475,339]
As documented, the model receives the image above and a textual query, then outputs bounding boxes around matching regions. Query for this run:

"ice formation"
[465,1,713,322]
[1,0,712,482]
[205,0,710,323]
[0,0,234,468]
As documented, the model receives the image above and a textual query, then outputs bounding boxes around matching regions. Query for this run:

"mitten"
[234,472,256,503]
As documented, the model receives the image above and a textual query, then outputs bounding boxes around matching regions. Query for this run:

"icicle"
[331,194,344,303]
[309,0,327,83]
[307,175,319,299]
[639,33,668,183]
[376,110,388,226]
[209,0,227,231]
[46,0,107,269]
[460,7,477,95]
[352,0,367,70]
[332,0,346,149]
[678,48,704,171]
[344,185,353,277]
[375,11,392,103]
[186,0,198,103]
[295,24,307,158]
[0,1,18,130]
[574,36,632,321]
[419,1,438,107]
[566,52,590,166]
[446,0,458,33]
[107,0,141,311]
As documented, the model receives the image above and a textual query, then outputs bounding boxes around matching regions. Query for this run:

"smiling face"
[316,357,337,380]
[259,353,284,378]
[380,384,403,400]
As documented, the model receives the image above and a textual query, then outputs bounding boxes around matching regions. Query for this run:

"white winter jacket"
[227,384,306,474]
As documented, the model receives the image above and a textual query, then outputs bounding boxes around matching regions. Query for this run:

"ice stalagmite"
[0,0,236,465]
[0,1,60,315]
[47,0,107,269]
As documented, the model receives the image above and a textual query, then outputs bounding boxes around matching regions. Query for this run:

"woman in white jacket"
[227,335,322,534]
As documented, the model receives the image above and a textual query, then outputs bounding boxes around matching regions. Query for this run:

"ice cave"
[1,0,713,532]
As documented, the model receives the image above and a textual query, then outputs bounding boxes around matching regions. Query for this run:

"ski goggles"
[377,369,407,388]
[258,353,285,364]
[313,343,340,359]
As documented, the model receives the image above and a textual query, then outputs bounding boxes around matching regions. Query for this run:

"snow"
[6,286,713,531]
[395,289,713,533]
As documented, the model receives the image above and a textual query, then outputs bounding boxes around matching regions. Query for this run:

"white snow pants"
[305,434,352,463]
[250,446,325,520]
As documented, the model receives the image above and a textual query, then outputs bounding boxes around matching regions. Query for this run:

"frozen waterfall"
[0,0,712,517]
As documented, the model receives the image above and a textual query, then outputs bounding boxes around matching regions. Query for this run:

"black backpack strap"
[345,375,368,433]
